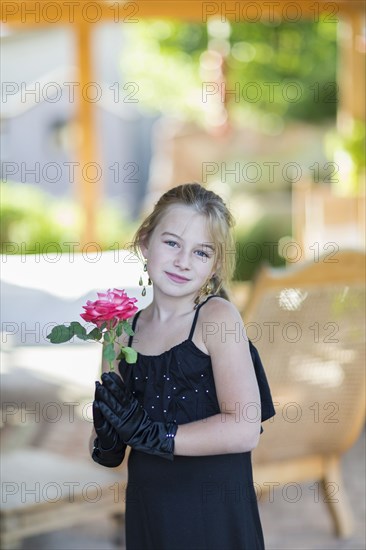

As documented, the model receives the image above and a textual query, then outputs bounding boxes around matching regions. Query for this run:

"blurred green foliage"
[233,213,292,281]
[0,182,77,253]
[0,182,137,254]
[325,119,366,194]
[1,182,291,281]
[120,20,208,123]
[121,17,337,127]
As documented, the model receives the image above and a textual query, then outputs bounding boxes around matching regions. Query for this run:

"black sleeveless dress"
[118,295,276,550]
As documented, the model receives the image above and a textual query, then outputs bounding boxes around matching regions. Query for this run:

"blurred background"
[1,1,365,549]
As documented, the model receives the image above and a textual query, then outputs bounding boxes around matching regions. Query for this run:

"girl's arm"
[174,299,261,456]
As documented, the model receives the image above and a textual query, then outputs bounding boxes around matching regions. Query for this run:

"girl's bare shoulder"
[195,297,253,373]
[198,297,245,353]
[200,296,241,322]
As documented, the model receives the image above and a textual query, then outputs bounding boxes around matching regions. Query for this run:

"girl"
[91,183,275,550]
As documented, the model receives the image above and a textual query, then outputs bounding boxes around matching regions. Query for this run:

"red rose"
[80,288,138,330]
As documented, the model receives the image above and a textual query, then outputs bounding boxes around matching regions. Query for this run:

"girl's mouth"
[165,272,190,283]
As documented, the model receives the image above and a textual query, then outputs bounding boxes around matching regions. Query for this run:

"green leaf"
[76,333,89,341]
[122,320,134,337]
[120,346,138,364]
[70,322,87,339]
[100,321,107,331]
[86,327,102,341]
[103,343,115,363]
[46,325,72,343]
[103,331,111,342]
[115,322,123,337]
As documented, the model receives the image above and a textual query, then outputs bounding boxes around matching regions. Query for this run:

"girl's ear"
[212,259,221,279]
[139,234,149,257]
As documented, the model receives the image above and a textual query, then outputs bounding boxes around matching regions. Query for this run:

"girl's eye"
[196,250,210,258]
[164,241,210,258]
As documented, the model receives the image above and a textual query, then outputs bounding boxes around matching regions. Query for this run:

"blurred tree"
[233,213,292,281]
[0,182,138,254]
[325,119,366,194]
[120,17,337,128]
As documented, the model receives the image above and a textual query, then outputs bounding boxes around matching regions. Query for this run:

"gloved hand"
[92,387,127,468]
[95,372,177,461]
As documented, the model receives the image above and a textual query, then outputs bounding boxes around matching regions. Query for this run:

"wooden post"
[75,21,101,248]
[337,12,366,129]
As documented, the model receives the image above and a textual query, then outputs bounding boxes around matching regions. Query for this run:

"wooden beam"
[1,0,364,27]
[75,21,100,247]
[337,11,366,127]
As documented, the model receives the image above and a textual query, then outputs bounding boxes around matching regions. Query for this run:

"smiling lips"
[165,271,190,283]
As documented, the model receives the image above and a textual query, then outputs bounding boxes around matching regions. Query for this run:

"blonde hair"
[130,183,236,302]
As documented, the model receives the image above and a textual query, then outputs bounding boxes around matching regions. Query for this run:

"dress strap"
[128,310,142,347]
[188,295,218,341]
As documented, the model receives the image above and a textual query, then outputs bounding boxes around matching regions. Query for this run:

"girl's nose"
[174,249,190,270]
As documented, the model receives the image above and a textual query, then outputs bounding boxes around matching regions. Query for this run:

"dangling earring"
[139,259,152,296]
[194,278,214,309]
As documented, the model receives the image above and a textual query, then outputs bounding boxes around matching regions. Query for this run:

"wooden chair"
[0,448,127,549]
[0,359,129,550]
[292,180,365,259]
[243,250,365,537]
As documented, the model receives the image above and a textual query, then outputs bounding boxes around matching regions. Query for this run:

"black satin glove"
[92,391,127,468]
[95,372,177,461]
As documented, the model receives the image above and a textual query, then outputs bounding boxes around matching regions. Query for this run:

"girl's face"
[140,205,218,300]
